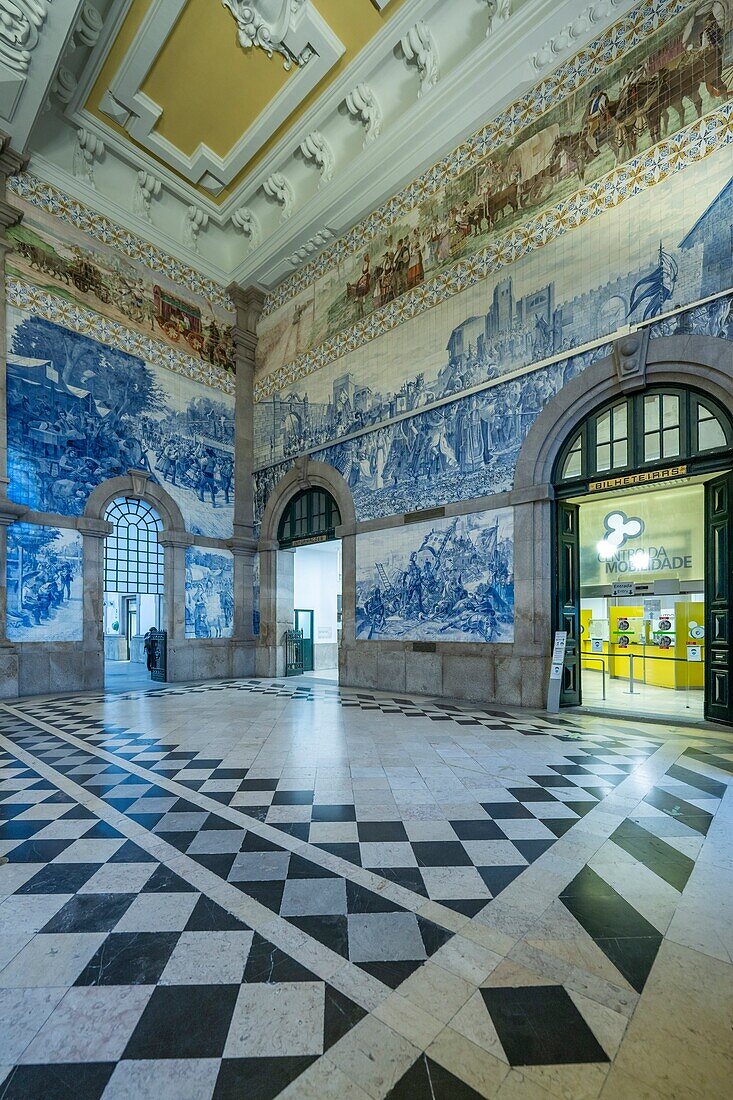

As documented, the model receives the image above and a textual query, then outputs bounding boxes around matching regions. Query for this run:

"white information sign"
[547,631,568,712]
[612,582,636,598]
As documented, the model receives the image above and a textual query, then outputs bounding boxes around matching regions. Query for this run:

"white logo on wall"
[597,510,691,575]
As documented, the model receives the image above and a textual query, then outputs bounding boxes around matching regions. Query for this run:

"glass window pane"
[662,394,679,428]
[644,432,661,462]
[613,440,628,467]
[644,395,660,432]
[663,427,680,457]
[698,409,727,451]
[562,441,582,479]
[596,411,610,444]
[613,404,627,439]
[596,443,611,471]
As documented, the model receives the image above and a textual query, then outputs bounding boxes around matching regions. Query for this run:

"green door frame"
[705,471,733,725]
[294,609,314,673]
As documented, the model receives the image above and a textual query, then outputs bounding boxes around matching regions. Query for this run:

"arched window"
[104,497,164,594]
[278,488,341,547]
[555,387,733,486]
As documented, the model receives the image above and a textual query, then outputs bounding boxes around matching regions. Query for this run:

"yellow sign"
[588,465,688,493]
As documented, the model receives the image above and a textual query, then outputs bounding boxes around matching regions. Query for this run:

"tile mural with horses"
[6,306,235,539]
[255,0,733,380]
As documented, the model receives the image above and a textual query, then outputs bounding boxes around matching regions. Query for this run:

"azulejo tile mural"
[6,524,83,642]
[356,509,514,643]
[254,157,733,468]
[257,0,732,380]
[253,289,733,529]
[6,193,235,375]
[8,175,232,312]
[6,307,235,539]
[185,548,234,639]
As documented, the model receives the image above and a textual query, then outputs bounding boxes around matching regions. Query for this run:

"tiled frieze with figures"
[254,151,733,470]
[6,524,83,642]
[6,306,235,539]
[356,509,514,644]
[6,192,235,379]
[256,0,732,388]
[185,548,235,639]
[254,289,733,528]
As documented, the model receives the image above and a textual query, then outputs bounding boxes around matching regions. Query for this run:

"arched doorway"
[103,497,165,685]
[551,384,733,724]
[257,460,355,680]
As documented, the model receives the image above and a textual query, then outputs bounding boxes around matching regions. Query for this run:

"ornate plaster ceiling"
[87,0,407,198]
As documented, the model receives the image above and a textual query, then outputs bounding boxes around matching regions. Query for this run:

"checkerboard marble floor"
[1,677,732,1098]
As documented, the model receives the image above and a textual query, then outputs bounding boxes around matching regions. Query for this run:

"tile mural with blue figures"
[253,288,733,530]
[185,547,234,639]
[254,160,733,470]
[253,553,260,637]
[6,524,83,642]
[6,307,235,539]
[356,509,514,644]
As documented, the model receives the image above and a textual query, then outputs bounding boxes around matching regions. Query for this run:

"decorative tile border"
[6,277,236,396]
[254,103,733,401]
[7,174,233,313]
[261,0,689,321]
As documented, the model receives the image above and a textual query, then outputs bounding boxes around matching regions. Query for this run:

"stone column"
[78,517,112,692]
[337,520,356,682]
[511,485,554,708]
[255,542,295,678]
[227,284,265,674]
[0,135,27,697]
[158,529,194,682]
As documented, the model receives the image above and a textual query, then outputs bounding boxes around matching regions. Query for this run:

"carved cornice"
[263,172,295,219]
[0,0,51,77]
[0,132,28,178]
[221,0,311,70]
[228,283,266,337]
[399,21,439,97]
[299,130,334,185]
[232,206,261,246]
[344,83,382,149]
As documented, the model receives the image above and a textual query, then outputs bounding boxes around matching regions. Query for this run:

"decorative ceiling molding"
[299,130,334,185]
[133,168,161,220]
[232,205,261,245]
[344,83,382,149]
[221,0,312,70]
[529,0,626,73]
[0,0,51,76]
[99,0,345,192]
[182,204,209,251]
[288,226,332,266]
[263,171,294,218]
[399,20,439,97]
[72,125,103,187]
[484,0,513,36]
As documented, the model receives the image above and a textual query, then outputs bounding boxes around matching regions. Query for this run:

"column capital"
[0,134,28,180]
[0,500,27,527]
[227,535,258,555]
[227,283,266,337]
[77,518,113,539]
[158,529,195,550]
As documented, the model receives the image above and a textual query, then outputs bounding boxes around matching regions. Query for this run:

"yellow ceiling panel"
[87,0,407,201]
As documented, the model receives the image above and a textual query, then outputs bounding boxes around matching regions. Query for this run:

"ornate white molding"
[529,0,625,73]
[100,0,344,191]
[133,169,161,220]
[483,0,512,36]
[263,172,294,219]
[399,20,439,97]
[51,65,77,105]
[344,82,382,149]
[182,204,209,251]
[0,0,50,76]
[221,0,312,70]
[72,126,103,188]
[288,226,332,265]
[299,129,334,185]
[73,0,102,48]
[232,205,261,246]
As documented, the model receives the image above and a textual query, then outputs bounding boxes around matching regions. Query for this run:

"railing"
[147,629,167,683]
[580,648,702,708]
[285,629,304,677]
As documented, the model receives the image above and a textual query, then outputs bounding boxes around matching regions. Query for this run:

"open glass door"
[294,609,314,673]
[705,472,733,725]
[556,501,581,706]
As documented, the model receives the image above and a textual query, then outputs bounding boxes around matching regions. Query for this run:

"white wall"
[293,543,341,644]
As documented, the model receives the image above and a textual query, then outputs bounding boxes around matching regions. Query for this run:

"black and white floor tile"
[1,677,731,1098]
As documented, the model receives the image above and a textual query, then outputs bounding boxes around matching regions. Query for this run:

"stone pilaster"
[0,135,27,695]
[227,284,265,667]
[158,529,194,682]
[78,517,112,691]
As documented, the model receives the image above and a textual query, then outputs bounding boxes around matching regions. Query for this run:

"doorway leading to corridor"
[554,386,733,725]
[103,497,165,689]
[278,486,342,682]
